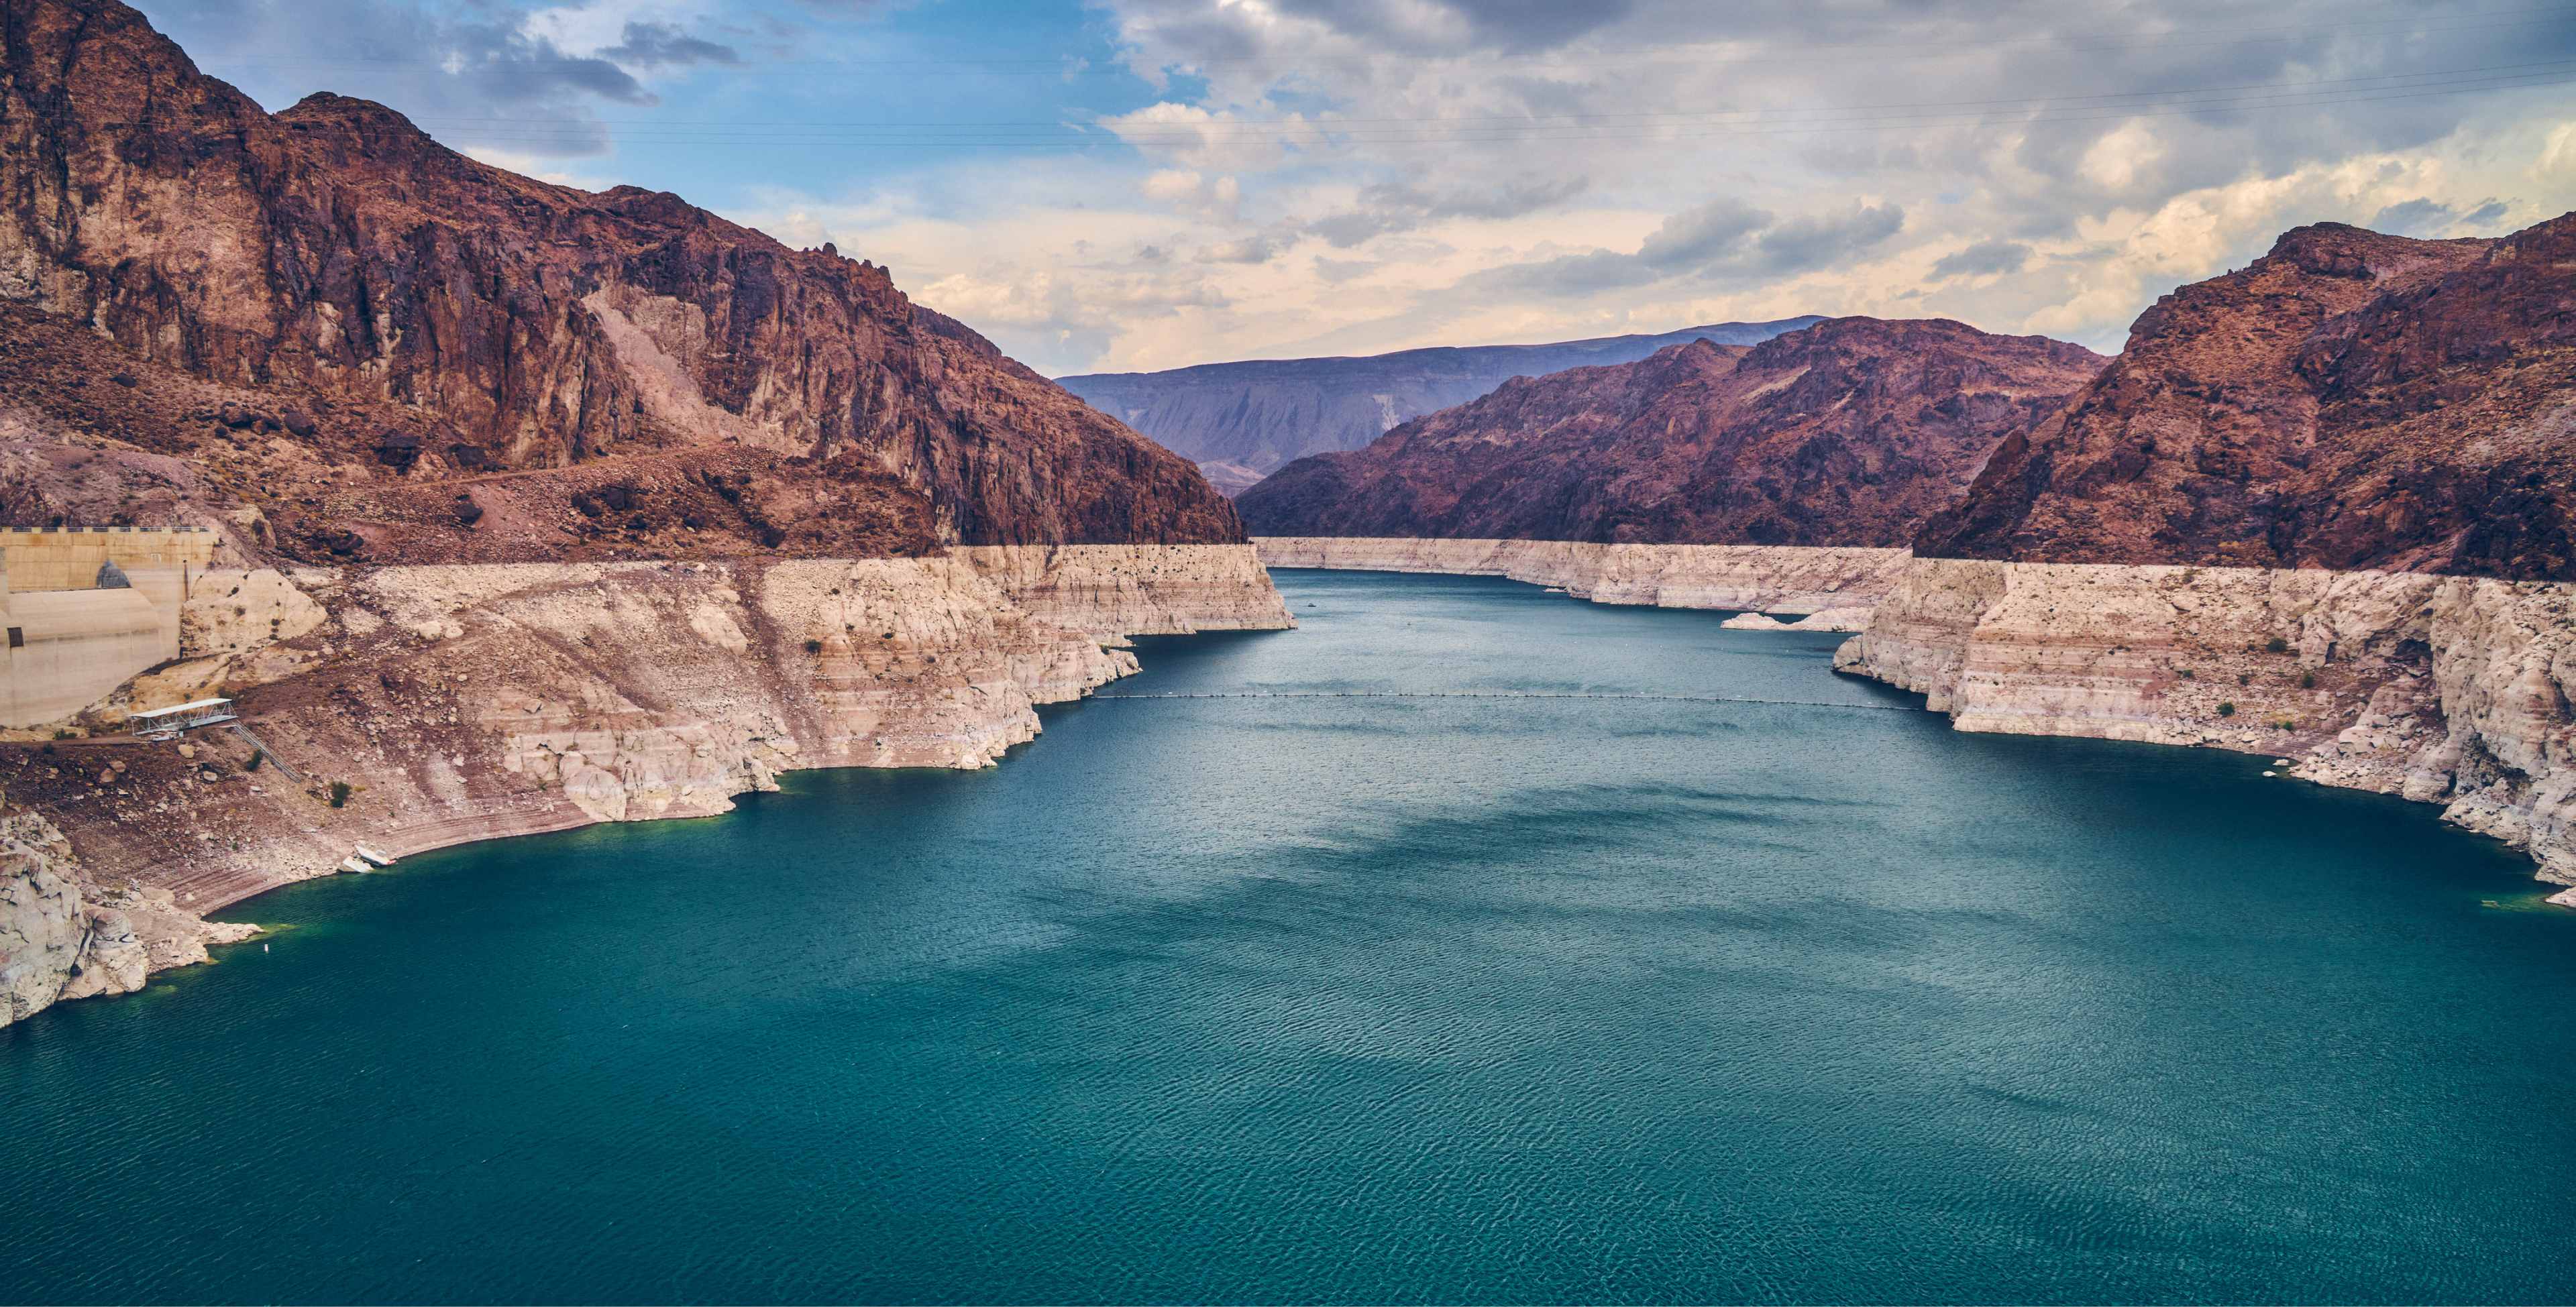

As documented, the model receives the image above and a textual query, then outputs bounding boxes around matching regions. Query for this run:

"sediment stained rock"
[31,545,1290,925]
[1837,559,2576,898]
[1255,536,1910,616]
[953,544,1298,640]
[1,811,257,1029]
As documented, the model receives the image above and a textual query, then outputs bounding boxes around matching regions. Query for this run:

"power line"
[185,7,2576,76]
[384,55,2576,131]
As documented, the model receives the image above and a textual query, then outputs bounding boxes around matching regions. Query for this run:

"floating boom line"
[1083,691,1919,712]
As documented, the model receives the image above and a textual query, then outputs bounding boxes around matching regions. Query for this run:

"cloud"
[1195,234,1283,264]
[1929,239,2033,280]
[1478,198,1903,296]
[1099,103,1329,171]
[1266,0,1640,55]
[1140,169,1243,223]
[1309,175,1589,247]
[1741,202,1905,274]
[133,0,709,156]
[1635,198,1772,269]
[598,21,745,69]
[2369,198,2457,237]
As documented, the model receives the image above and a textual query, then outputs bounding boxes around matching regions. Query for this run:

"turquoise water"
[3,569,2573,1304]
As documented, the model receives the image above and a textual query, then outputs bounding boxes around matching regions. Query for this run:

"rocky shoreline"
[0,544,1294,1027]
[1256,535,2576,902]
[1833,558,2576,903]
[1252,536,1907,617]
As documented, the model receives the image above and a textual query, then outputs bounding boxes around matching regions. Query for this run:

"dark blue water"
[4,570,2571,1305]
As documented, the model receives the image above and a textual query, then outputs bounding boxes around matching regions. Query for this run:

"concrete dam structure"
[0,528,217,726]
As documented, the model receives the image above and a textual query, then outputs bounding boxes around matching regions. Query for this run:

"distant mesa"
[1237,317,2106,547]
[1057,318,1825,494]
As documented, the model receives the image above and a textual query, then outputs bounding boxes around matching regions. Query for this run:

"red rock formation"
[1914,215,2576,577]
[0,0,1242,552]
[1237,318,2104,546]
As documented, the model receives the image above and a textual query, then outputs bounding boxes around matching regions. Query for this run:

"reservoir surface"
[3,569,2572,1304]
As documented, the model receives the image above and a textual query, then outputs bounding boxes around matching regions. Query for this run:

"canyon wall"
[1057,317,1823,492]
[2,0,1246,554]
[1835,559,2576,901]
[1255,536,1907,616]
[1238,319,2103,545]
[0,543,1290,1028]
[0,811,258,1026]
[1915,217,2576,577]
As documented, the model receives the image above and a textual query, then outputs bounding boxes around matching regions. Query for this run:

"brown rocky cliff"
[1237,318,2103,546]
[1,0,1242,549]
[1913,214,2576,577]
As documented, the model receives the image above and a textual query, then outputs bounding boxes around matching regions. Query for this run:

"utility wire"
[185,7,2576,76]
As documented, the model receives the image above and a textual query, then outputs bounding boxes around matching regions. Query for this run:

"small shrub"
[2300,672,2316,689]
[2217,701,2237,718]
[328,780,351,808]
[2265,636,2290,653]
[804,639,824,654]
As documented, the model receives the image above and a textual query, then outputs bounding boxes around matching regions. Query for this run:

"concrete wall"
[0,529,220,727]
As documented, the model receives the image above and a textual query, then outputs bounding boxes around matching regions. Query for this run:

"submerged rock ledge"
[0,544,1293,1028]
[1836,559,2576,901]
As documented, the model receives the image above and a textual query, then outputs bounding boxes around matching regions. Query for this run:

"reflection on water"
[1,570,2571,1305]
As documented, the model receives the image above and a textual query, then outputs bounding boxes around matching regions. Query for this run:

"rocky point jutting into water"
[0,0,1293,1026]
[1838,214,2576,900]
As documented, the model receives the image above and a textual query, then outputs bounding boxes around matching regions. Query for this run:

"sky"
[134,0,2576,376]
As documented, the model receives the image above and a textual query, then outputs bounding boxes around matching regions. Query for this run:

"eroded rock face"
[1238,319,2103,545]
[0,811,256,1029]
[0,0,1242,549]
[27,545,1290,919]
[1254,536,1911,616]
[1836,559,2576,897]
[1915,215,2576,577]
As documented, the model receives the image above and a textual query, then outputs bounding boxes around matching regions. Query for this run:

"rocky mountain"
[1,0,1244,557]
[1236,317,2106,546]
[1056,317,1824,493]
[1913,215,2576,579]
[0,0,1302,1026]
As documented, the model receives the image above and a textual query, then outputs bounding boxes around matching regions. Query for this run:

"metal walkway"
[223,723,305,783]
[1085,691,1915,712]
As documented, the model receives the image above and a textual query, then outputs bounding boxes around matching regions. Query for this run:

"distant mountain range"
[1236,318,2105,547]
[1056,317,1825,494]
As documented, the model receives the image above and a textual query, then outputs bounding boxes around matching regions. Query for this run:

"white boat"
[354,845,397,866]
[338,856,371,874]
